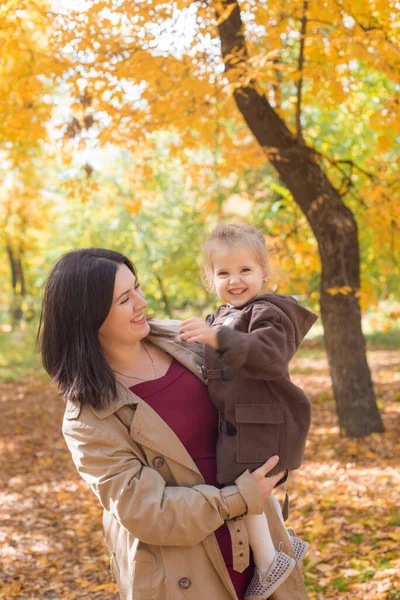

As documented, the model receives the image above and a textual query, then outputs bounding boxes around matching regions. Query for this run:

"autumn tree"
[213,0,391,438]
[49,139,211,317]
[0,155,54,324]
[48,0,400,436]
[0,1,55,166]
[0,0,58,322]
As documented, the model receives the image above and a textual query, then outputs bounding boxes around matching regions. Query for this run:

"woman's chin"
[125,318,150,340]
[139,320,151,337]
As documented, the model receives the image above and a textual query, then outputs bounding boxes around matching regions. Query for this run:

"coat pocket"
[235,403,283,464]
[131,556,155,600]
[110,549,158,600]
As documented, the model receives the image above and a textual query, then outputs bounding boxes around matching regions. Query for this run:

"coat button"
[178,577,191,589]
[205,314,215,325]
[226,421,237,436]
[221,366,236,381]
[201,365,208,380]
[152,456,164,468]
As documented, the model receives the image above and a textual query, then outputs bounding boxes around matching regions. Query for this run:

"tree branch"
[296,1,308,143]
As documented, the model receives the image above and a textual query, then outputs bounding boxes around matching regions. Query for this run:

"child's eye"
[217,272,228,277]
[242,268,251,273]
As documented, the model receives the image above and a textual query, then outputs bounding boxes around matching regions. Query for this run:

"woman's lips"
[131,313,147,325]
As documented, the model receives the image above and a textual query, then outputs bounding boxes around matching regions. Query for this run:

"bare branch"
[296,1,308,143]
[273,2,285,111]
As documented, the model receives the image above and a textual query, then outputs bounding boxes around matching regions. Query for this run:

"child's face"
[211,242,268,307]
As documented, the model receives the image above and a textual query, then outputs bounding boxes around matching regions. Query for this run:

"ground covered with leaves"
[1,342,399,599]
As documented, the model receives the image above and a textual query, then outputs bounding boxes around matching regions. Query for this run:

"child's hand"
[251,456,285,501]
[179,317,218,348]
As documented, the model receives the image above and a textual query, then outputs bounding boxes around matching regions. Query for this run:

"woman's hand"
[251,456,285,501]
[179,317,218,348]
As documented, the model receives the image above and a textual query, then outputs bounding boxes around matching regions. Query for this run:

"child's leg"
[243,512,276,575]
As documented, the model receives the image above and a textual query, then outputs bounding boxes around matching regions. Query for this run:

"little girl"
[180,223,317,600]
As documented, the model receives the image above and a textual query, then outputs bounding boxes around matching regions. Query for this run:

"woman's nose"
[133,292,147,310]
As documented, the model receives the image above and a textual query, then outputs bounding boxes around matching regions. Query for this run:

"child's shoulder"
[253,293,298,306]
[212,294,297,317]
[212,295,290,325]
[252,294,318,333]
[246,296,292,323]
[247,294,298,315]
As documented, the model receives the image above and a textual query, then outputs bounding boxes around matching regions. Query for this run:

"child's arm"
[181,306,293,381]
[217,305,295,380]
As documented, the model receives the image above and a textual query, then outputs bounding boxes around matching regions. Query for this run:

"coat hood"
[257,294,318,347]
[226,293,318,349]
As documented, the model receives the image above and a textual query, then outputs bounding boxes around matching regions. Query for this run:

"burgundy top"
[130,358,253,599]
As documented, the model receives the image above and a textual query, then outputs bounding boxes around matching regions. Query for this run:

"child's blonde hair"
[202,223,271,292]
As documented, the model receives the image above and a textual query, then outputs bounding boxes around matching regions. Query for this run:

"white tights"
[243,512,276,575]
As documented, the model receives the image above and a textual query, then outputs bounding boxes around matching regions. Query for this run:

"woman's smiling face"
[99,263,150,348]
[211,242,268,307]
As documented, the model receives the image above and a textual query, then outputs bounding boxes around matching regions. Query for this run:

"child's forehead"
[210,240,259,266]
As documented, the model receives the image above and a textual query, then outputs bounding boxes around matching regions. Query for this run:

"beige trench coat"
[62,321,310,600]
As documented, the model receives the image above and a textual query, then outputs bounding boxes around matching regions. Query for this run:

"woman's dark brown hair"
[37,248,137,409]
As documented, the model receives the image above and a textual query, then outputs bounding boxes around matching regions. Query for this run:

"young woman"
[38,247,310,600]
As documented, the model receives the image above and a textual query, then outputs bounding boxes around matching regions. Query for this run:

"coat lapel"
[130,399,203,476]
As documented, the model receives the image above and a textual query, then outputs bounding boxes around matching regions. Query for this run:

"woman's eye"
[134,284,141,290]
[121,297,129,304]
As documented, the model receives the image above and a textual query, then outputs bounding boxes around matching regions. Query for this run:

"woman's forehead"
[114,263,137,291]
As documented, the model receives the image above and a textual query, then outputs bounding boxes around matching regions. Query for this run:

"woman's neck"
[102,340,145,373]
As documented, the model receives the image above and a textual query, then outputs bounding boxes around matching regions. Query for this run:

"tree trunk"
[139,235,174,318]
[16,251,26,297]
[154,273,174,318]
[216,0,384,436]
[6,245,17,291]
[6,245,25,324]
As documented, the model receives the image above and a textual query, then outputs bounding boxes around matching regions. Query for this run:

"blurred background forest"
[0,1,399,599]
[1,0,399,329]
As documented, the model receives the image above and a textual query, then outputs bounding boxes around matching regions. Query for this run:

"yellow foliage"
[0,0,398,309]
[0,1,56,167]
[124,196,142,215]
[326,286,358,296]
[377,135,390,153]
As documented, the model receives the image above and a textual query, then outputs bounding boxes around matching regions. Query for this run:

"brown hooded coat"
[204,294,318,484]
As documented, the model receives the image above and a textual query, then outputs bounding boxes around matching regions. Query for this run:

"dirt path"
[1,348,399,599]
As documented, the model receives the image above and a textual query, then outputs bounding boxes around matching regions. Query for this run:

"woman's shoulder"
[149,319,181,337]
[149,319,204,359]
[62,379,136,431]
[148,319,206,380]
